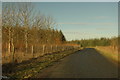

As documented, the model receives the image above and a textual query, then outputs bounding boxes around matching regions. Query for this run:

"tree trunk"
[11,38,14,63]
[8,27,11,55]
[43,45,45,55]
[51,45,52,53]
[31,45,34,58]
[11,29,15,63]
[25,29,28,53]
[56,45,57,52]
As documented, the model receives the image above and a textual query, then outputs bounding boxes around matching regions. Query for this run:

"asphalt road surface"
[36,48,118,78]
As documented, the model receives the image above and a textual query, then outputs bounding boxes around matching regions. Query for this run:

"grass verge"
[3,49,79,79]
[95,46,119,66]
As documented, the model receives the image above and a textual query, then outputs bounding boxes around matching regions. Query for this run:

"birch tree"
[18,3,34,53]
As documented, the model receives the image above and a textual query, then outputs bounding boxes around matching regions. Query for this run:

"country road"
[35,48,118,78]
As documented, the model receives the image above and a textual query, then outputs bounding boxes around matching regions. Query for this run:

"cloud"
[95,27,111,30]
[63,31,100,36]
[92,16,109,19]
[58,23,87,25]
[87,16,113,20]
[57,22,117,26]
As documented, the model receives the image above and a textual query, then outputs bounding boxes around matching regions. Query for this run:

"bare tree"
[45,16,56,29]
[18,3,34,53]
[2,2,67,64]
[2,3,16,62]
[3,3,13,55]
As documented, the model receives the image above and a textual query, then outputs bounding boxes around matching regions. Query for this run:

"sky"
[33,2,118,41]
[2,2,118,41]
[1,0,120,2]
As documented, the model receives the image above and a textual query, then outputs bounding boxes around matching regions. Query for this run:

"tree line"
[68,37,119,48]
[2,2,66,54]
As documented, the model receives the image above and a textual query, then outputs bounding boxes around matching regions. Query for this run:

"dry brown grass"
[2,49,78,79]
[2,45,75,64]
[95,46,119,65]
